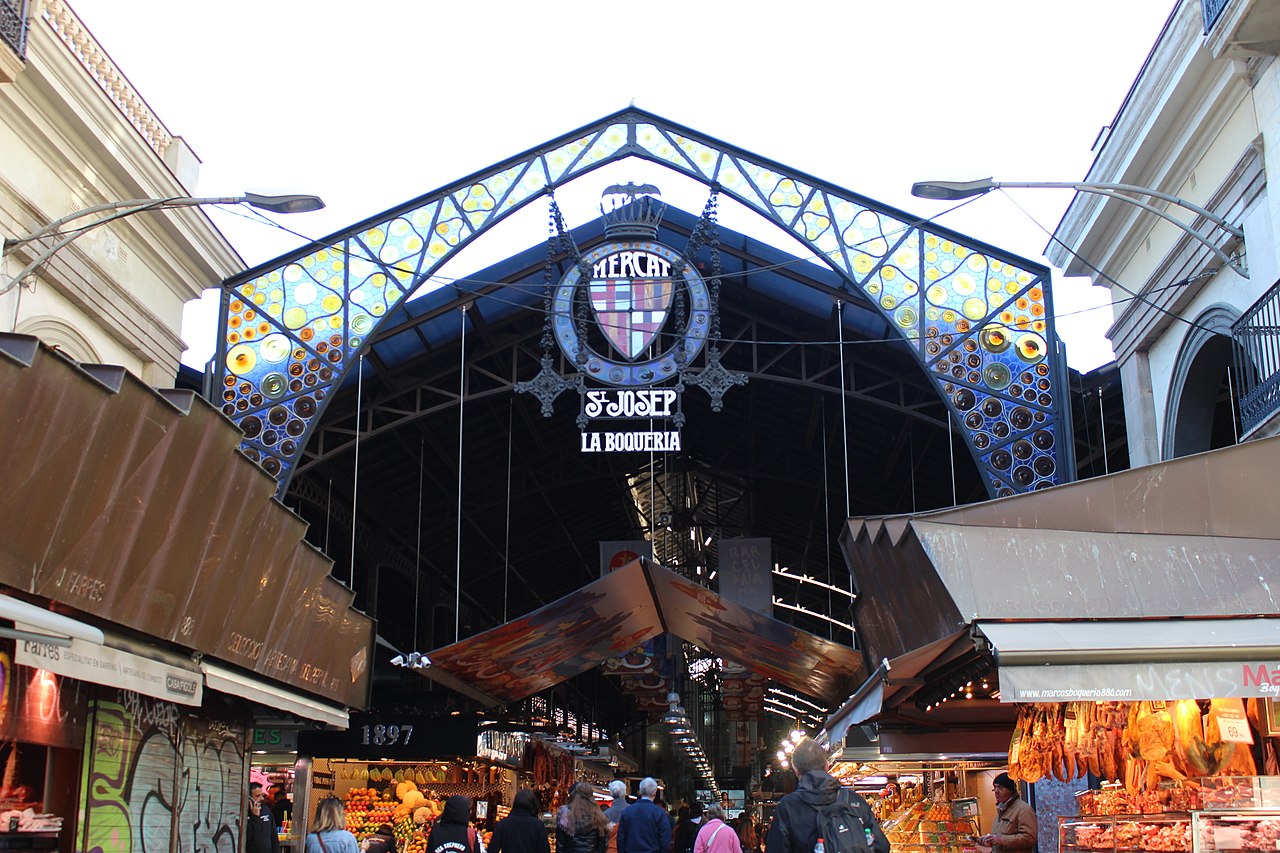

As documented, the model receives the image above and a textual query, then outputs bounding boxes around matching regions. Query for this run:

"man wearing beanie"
[979,773,1037,853]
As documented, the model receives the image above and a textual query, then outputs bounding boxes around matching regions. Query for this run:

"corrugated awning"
[0,334,374,712]
[203,661,349,728]
[836,436,1280,719]
[824,629,971,739]
[978,618,1280,702]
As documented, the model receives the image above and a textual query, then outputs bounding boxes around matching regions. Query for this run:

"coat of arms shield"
[588,277,675,360]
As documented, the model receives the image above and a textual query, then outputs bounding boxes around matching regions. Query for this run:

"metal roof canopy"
[216,106,1074,510]
[283,204,993,687]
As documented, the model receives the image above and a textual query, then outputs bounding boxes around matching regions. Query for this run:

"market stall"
[829,759,996,853]
[0,641,90,852]
[1003,699,1280,853]
[826,439,1280,853]
[294,714,522,850]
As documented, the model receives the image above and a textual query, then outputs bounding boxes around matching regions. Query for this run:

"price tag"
[1008,730,1022,764]
[1216,707,1254,744]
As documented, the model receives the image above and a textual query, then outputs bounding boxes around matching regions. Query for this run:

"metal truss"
[214,107,1074,499]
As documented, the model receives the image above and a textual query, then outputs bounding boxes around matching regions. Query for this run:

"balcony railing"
[1232,276,1280,434]
[0,0,28,59]
[1202,0,1229,31]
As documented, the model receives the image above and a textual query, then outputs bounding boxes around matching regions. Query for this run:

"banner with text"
[15,632,203,706]
[717,538,772,614]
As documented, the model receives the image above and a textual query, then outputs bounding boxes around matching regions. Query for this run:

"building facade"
[1,0,238,384]
[1049,0,1280,464]
[1,4,373,852]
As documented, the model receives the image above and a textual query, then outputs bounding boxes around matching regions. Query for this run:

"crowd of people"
[291,738,888,853]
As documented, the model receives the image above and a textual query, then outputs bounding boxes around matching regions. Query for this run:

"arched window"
[1163,305,1241,459]
[15,315,101,364]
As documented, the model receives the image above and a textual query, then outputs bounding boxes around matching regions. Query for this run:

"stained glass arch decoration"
[214,107,1074,498]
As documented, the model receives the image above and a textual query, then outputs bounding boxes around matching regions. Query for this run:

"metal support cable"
[1099,386,1110,475]
[414,437,424,648]
[503,399,513,623]
[948,411,957,507]
[350,355,364,588]
[455,304,468,643]
[836,299,850,518]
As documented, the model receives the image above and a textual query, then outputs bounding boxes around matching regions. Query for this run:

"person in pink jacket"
[694,805,743,853]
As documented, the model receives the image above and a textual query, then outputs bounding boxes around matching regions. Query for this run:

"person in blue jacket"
[618,778,672,853]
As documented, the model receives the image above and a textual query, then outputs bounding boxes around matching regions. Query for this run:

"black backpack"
[788,790,874,853]
[821,790,878,853]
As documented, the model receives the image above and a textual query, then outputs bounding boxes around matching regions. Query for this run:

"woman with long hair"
[306,796,360,853]
[556,783,609,853]
[734,816,760,853]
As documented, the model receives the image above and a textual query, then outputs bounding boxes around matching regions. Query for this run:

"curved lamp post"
[911,178,1247,278]
[1,192,325,296]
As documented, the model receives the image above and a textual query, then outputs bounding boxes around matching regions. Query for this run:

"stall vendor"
[978,773,1037,853]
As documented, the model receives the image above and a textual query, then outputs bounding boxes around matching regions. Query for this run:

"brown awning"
[837,436,1280,714]
[0,334,374,712]
[422,559,866,707]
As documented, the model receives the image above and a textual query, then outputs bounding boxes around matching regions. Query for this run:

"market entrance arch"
[214,107,1073,504]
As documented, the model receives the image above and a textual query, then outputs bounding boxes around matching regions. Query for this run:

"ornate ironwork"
[515,356,580,418]
[1232,275,1280,434]
[1201,0,1229,32]
[214,107,1072,498]
[514,198,579,417]
[682,355,749,413]
[1,0,28,58]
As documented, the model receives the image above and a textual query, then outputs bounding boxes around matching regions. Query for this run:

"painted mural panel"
[76,690,245,853]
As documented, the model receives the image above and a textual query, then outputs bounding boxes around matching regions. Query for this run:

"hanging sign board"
[14,633,202,706]
[516,185,746,447]
[1000,660,1280,702]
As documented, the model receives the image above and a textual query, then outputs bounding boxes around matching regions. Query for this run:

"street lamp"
[910,178,1247,278]
[1,192,325,296]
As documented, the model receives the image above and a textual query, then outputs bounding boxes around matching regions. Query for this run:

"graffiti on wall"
[76,690,245,853]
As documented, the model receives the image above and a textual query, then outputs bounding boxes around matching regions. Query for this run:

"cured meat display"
[1009,699,1278,793]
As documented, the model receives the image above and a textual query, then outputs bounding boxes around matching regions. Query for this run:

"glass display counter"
[1060,815,1193,852]
[1192,812,1280,852]
[1060,812,1280,853]
[885,801,980,853]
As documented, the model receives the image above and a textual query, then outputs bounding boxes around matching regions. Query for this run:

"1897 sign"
[298,713,476,760]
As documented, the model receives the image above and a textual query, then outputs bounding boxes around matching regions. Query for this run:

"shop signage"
[14,634,202,706]
[515,184,746,450]
[718,538,772,614]
[564,242,701,453]
[298,713,477,760]
[477,730,528,765]
[1000,660,1280,703]
[252,727,299,750]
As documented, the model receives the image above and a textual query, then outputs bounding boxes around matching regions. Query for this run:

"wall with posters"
[75,691,247,853]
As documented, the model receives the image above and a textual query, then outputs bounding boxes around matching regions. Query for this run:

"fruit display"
[344,788,399,835]
[344,781,444,841]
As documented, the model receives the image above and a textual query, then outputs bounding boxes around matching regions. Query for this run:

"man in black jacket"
[764,739,888,853]
[246,782,280,853]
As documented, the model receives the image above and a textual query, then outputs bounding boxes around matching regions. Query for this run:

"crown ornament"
[599,182,666,238]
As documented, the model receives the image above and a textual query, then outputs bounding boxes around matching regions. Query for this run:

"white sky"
[67,0,1176,372]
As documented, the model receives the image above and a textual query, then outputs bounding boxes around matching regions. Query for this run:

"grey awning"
[839,436,1280,719]
[978,618,1280,702]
